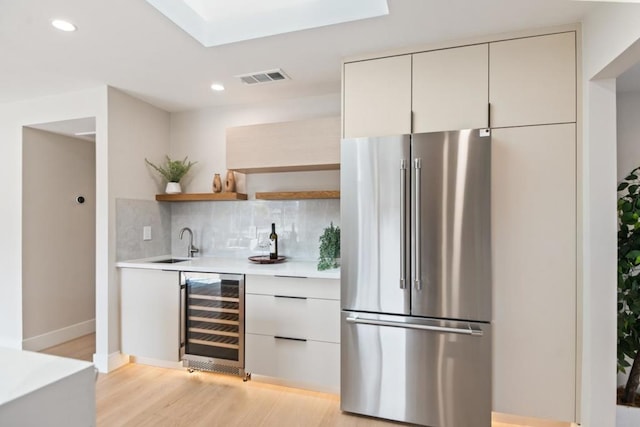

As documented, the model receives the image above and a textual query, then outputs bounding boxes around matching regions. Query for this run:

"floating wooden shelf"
[255,191,340,200]
[156,192,248,202]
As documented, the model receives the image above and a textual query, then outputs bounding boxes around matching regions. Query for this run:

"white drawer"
[246,275,339,300]
[246,294,340,343]
[245,333,340,393]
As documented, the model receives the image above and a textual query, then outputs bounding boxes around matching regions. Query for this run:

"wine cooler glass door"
[183,272,244,367]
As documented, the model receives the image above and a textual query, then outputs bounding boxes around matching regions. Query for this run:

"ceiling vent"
[236,69,290,85]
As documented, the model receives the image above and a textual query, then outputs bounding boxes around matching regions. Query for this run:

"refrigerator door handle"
[345,315,484,337]
[414,157,422,291]
[400,158,407,289]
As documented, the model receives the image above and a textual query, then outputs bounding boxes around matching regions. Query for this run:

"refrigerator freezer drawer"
[341,311,491,427]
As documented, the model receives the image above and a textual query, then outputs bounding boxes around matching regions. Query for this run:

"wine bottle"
[269,223,278,260]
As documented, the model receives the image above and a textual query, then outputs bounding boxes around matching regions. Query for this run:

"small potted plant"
[318,222,340,271]
[145,155,196,194]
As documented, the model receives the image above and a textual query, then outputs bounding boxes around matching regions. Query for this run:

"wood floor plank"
[45,335,575,427]
[39,333,95,361]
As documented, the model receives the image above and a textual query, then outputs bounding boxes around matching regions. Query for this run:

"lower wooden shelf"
[156,192,247,201]
[255,191,340,200]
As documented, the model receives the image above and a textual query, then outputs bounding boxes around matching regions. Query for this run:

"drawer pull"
[274,275,308,279]
[274,295,307,300]
[274,336,307,342]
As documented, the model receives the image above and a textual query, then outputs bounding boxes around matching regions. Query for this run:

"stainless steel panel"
[341,311,491,427]
[411,129,491,321]
[341,135,411,315]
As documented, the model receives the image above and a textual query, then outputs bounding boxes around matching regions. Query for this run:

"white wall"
[0,87,107,350]
[617,91,640,181]
[581,3,640,426]
[22,128,96,349]
[169,93,340,197]
[100,87,170,369]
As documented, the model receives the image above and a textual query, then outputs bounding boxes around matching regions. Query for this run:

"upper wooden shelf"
[156,192,248,202]
[255,191,340,200]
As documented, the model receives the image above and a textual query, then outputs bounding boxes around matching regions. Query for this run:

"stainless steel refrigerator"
[340,129,492,427]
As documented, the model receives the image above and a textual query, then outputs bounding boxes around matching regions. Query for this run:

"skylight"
[145,0,389,47]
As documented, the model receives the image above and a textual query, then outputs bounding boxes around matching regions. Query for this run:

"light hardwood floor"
[40,332,95,361]
[42,334,574,427]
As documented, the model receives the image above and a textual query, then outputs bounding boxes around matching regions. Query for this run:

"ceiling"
[0,0,617,113]
[27,117,96,141]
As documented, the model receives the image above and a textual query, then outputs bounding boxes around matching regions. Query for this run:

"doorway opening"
[21,117,97,362]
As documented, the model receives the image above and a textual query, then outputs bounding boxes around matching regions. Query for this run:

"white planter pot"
[617,404,640,427]
[165,182,181,194]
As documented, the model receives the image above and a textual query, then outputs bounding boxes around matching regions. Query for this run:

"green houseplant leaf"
[145,156,196,183]
[317,222,340,271]
[617,165,640,405]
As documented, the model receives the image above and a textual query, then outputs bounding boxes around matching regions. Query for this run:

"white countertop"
[0,348,94,407]
[116,255,340,280]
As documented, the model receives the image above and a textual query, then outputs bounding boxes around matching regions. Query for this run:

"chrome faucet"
[179,227,199,258]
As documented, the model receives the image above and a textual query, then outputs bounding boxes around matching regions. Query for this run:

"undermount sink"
[151,258,189,264]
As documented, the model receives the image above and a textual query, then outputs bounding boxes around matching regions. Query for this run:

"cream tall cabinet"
[491,124,577,422]
[342,30,578,422]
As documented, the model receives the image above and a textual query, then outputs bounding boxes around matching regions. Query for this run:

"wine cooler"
[181,271,248,380]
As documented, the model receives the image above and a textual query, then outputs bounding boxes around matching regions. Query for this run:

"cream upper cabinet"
[491,124,577,422]
[412,44,489,133]
[490,32,576,128]
[343,55,412,138]
[227,116,340,173]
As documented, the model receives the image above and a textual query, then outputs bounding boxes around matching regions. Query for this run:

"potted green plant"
[318,222,340,271]
[618,165,640,412]
[145,155,196,194]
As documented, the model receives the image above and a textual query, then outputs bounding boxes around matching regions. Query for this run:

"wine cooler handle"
[179,283,186,357]
[414,158,422,291]
[400,159,407,289]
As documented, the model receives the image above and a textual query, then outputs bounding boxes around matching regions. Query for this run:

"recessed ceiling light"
[210,83,225,91]
[51,19,77,32]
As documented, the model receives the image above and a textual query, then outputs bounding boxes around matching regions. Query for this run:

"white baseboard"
[93,351,129,373]
[22,319,95,352]
[93,354,182,373]
[130,356,183,370]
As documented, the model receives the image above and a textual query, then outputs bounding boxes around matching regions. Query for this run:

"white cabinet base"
[246,333,340,394]
[120,268,181,362]
[244,275,340,393]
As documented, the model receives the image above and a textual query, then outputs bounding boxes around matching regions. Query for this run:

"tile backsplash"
[116,198,171,261]
[171,199,340,261]
[116,198,340,262]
